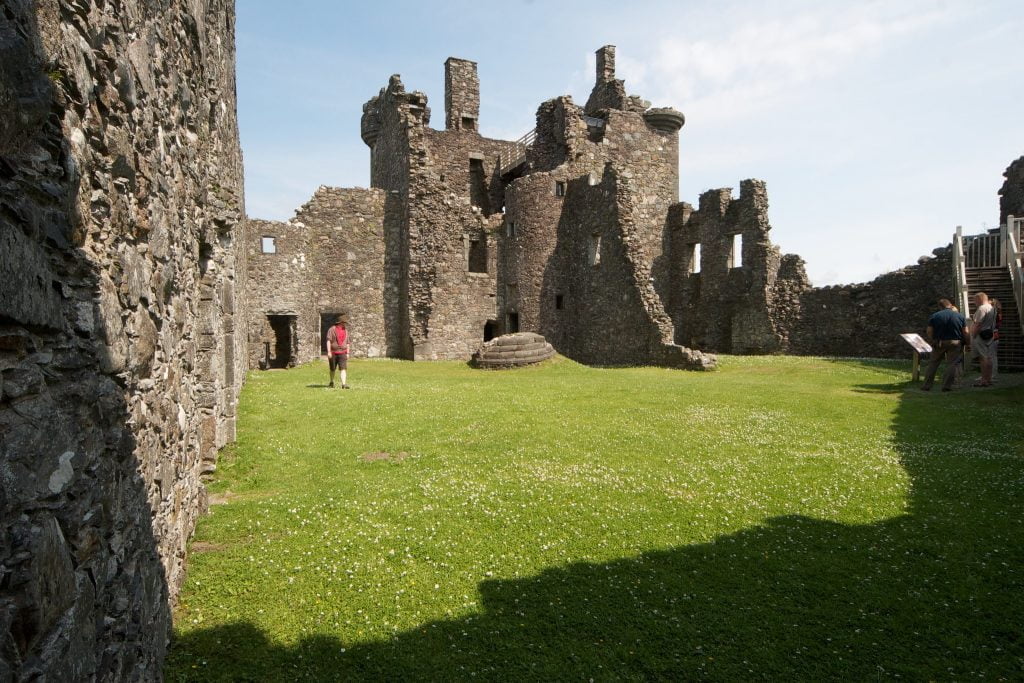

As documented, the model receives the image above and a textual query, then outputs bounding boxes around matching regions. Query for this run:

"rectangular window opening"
[555,180,566,197]
[730,233,743,268]
[690,243,701,274]
[555,294,564,310]
[261,236,277,254]
[468,238,488,273]
[506,221,517,238]
[462,116,476,131]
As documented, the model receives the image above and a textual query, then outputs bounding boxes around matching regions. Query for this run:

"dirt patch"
[191,541,227,553]
[361,451,411,463]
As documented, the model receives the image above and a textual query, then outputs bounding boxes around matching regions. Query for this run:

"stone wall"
[664,180,810,353]
[500,78,712,369]
[1,0,244,678]
[245,188,388,367]
[1000,155,1024,225]
[789,248,954,358]
[362,72,512,360]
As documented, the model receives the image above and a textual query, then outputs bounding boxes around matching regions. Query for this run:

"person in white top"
[969,292,996,387]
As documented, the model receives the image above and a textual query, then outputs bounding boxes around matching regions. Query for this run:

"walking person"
[921,298,968,392]
[969,292,997,387]
[326,313,351,389]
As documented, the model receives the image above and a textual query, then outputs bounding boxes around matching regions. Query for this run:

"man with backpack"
[326,313,351,389]
[969,292,997,387]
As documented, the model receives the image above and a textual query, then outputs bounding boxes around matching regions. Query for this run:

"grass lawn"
[166,356,1024,681]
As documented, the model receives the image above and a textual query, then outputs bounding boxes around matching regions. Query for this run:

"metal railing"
[953,225,970,313]
[1005,215,1024,334]
[499,128,536,174]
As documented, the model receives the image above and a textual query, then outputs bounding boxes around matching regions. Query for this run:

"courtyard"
[167,357,1024,680]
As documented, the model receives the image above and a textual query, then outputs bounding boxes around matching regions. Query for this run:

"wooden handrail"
[953,226,970,313]
[1006,215,1024,335]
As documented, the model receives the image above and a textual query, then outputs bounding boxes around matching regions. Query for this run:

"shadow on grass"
[167,383,1024,681]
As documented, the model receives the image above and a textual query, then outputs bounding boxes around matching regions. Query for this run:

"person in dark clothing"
[921,298,968,392]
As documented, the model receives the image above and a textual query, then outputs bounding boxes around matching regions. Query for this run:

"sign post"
[900,334,932,382]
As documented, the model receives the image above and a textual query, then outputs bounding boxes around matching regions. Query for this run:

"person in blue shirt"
[921,298,968,392]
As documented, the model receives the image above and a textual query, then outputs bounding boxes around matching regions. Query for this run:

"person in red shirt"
[326,313,351,389]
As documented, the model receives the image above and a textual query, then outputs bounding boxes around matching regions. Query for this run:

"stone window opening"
[483,320,496,342]
[555,180,566,197]
[506,311,520,334]
[469,158,489,212]
[589,233,602,266]
[730,233,743,268]
[506,221,517,238]
[260,236,277,254]
[467,237,488,273]
[689,243,701,274]
[555,294,564,310]
[462,116,476,131]
[588,173,599,186]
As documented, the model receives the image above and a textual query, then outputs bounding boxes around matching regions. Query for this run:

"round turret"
[643,107,685,133]
[361,98,381,147]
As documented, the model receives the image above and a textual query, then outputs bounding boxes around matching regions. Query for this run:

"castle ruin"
[246,47,968,370]
[2,3,1021,677]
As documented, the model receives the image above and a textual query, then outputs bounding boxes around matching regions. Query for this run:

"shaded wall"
[789,249,954,358]
[1,0,244,677]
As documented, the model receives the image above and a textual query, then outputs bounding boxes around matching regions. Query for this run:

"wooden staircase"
[965,267,1024,370]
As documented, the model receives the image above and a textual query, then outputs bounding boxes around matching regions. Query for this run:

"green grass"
[166,356,1024,681]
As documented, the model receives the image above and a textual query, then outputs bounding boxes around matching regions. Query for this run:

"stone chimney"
[596,45,616,83]
[445,57,479,132]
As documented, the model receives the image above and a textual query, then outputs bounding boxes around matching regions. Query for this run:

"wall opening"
[261,236,277,254]
[462,116,477,131]
[689,243,701,274]
[589,233,602,266]
[506,221,516,238]
[730,233,743,268]
[266,314,297,369]
[469,158,488,212]
[555,294,564,310]
[506,311,520,334]
[468,238,488,273]
[555,180,566,197]
[483,320,496,342]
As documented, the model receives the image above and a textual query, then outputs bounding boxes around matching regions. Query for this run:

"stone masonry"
[247,45,1000,369]
[1000,155,1024,225]
[1,0,245,678]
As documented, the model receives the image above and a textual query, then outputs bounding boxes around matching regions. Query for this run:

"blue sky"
[237,0,1022,285]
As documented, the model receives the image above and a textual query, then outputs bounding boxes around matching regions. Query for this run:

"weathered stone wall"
[1,0,244,677]
[361,72,512,361]
[1000,155,1024,225]
[789,248,954,358]
[245,219,316,367]
[245,189,388,367]
[500,80,711,369]
[664,180,811,353]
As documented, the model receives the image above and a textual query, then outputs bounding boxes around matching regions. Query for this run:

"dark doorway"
[320,312,343,355]
[506,312,519,334]
[469,158,489,213]
[483,320,496,342]
[267,314,297,368]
